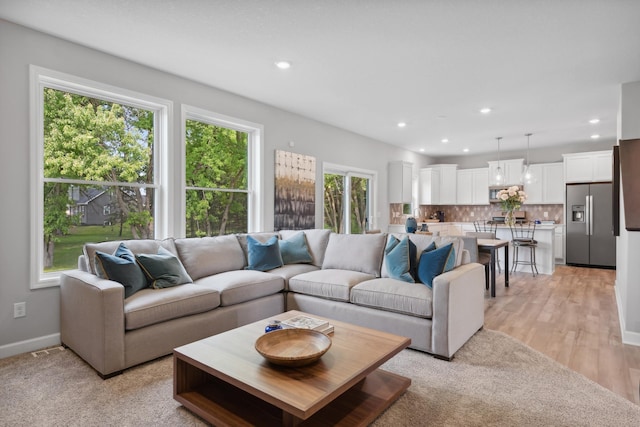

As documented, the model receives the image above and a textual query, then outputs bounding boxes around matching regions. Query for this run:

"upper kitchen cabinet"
[524,162,564,204]
[457,168,489,205]
[388,161,413,203]
[420,164,457,205]
[487,159,524,186]
[563,150,612,183]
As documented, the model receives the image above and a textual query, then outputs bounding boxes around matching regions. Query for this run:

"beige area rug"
[1,329,639,426]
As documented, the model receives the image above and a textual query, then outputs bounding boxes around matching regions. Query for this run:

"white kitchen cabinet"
[388,161,413,203]
[487,159,524,186]
[524,162,564,204]
[563,150,612,183]
[457,168,489,205]
[543,163,564,203]
[554,226,564,263]
[420,164,457,205]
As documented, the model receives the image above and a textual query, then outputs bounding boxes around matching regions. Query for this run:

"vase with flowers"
[497,186,527,227]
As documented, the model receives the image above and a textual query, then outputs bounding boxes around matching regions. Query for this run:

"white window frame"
[29,66,173,289]
[323,162,378,234]
[181,105,264,236]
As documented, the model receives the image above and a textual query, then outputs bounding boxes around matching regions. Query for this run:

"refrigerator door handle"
[585,195,590,235]
[589,195,594,236]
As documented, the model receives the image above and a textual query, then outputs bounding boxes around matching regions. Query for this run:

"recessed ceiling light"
[397,122,406,128]
[589,118,600,124]
[419,148,425,152]
[591,134,600,139]
[463,148,469,153]
[480,107,492,114]
[275,61,291,69]
[441,138,449,144]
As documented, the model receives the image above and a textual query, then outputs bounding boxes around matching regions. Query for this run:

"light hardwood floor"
[484,265,640,404]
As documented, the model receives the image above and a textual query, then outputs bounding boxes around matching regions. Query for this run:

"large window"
[31,67,170,288]
[182,105,262,237]
[31,68,262,288]
[323,163,377,234]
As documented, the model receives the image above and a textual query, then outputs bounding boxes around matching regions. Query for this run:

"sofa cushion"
[279,229,331,267]
[236,232,280,265]
[384,235,416,283]
[174,235,245,280]
[135,247,193,289]
[288,269,375,302]
[84,239,177,275]
[382,233,436,280]
[195,270,285,306]
[123,284,220,330]
[279,232,313,264]
[267,263,320,290]
[417,243,455,288]
[321,233,386,277]
[246,235,284,271]
[350,278,433,318]
[94,243,148,298]
[434,236,464,267]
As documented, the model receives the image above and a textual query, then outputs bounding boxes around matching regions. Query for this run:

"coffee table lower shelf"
[175,359,410,427]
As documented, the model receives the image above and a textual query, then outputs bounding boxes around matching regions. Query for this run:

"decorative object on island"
[497,186,527,227]
[274,150,316,230]
[522,133,535,184]
[405,216,418,233]
[494,137,503,185]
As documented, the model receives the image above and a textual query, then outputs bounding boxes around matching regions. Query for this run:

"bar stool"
[472,220,502,273]
[510,222,539,276]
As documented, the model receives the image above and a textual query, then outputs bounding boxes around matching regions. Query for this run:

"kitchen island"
[388,222,557,275]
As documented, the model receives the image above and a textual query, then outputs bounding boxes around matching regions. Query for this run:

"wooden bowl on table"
[255,329,332,367]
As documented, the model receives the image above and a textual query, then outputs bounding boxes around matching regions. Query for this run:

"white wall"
[0,19,431,356]
[616,80,640,345]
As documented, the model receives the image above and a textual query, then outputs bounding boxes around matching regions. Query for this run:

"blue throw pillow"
[94,243,148,298]
[246,235,284,271]
[279,232,313,264]
[417,243,456,288]
[135,246,193,289]
[385,236,415,283]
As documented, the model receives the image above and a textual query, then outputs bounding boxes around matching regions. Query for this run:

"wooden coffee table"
[173,310,411,426]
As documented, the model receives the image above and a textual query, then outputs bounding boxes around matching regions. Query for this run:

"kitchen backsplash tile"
[389,204,564,225]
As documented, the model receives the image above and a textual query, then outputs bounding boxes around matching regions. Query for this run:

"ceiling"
[2,0,640,157]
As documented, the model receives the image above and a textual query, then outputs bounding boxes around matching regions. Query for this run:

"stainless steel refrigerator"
[566,183,616,268]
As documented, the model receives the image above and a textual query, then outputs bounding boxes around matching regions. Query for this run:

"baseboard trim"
[614,283,640,347]
[0,333,61,359]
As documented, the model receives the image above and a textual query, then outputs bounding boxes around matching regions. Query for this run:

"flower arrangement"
[497,186,527,212]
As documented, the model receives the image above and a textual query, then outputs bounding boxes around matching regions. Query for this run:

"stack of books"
[281,314,334,335]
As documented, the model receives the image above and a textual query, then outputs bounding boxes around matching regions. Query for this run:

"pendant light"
[494,137,504,186]
[522,133,535,184]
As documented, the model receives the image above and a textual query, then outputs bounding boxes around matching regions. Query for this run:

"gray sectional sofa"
[60,229,485,378]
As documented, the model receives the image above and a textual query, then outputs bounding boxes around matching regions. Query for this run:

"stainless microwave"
[489,185,523,203]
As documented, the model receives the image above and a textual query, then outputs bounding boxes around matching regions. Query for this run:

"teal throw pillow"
[279,232,313,264]
[135,246,193,289]
[94,243,148,298]
[385,236,415,283]
[417,243,456,288]
[246,235,284,271]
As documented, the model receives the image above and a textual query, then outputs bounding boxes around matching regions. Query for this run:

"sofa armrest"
[431,262,485,359]
[60,270,126,377]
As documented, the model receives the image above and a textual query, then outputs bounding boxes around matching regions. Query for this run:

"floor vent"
[31,346,65,357]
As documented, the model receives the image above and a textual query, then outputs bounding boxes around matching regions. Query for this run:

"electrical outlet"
[543,212,549,218]
[14,302,26,318]
[470,212,475,217]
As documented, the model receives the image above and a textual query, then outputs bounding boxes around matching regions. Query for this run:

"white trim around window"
[181,105,264,235]
[29,65,173,289]
[323,162,378,233]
